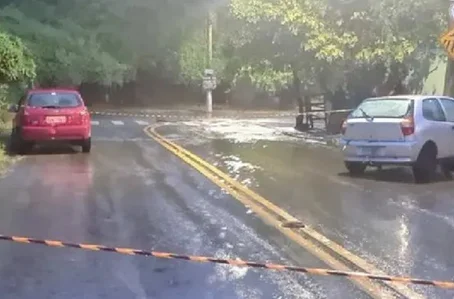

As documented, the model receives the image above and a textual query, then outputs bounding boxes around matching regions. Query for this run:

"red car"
[9,88,91,154]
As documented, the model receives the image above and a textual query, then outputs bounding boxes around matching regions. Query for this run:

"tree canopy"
[226,0,445,95]
[0,0,448,105]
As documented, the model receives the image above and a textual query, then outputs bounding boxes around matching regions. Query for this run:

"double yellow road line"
[144,126,424,299]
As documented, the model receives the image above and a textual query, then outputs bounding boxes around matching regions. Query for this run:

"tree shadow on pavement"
[338,167,451,184]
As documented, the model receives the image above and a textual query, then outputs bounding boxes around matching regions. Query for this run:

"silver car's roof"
[365,95,446,101]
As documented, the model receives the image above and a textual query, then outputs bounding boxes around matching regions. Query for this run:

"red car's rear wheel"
[10,128,33,155]
[81,137,91,153]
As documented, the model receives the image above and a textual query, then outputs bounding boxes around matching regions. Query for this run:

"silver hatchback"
[340,95,454,183]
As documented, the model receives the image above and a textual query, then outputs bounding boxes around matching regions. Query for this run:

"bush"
[0,109,10,168]
[0,84,16,126]
[0,30,35,83]
[1,83,26,104]
[0,110,12,124]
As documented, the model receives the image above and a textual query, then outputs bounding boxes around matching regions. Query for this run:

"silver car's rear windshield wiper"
[359,108,374,120]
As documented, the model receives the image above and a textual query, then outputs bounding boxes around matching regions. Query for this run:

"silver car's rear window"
[349,98,413,118]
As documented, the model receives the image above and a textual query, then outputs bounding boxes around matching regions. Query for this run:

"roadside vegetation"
[0,113,14,170]
[0,119,10,169]
[0,0,447,110]
[0,30,35,168]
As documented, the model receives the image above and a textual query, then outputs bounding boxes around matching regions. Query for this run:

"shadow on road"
[0,130,81,157]
[26,145,80,156]
[338,167,451,184]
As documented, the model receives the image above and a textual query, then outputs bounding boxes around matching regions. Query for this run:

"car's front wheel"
[344,161,367,175]
[81,138,91,153]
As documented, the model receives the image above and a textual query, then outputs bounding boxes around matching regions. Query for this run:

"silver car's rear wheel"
[412,142,437,184]
[344,161,367,175]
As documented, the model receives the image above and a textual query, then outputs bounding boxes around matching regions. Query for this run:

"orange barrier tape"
[0,234,452,289]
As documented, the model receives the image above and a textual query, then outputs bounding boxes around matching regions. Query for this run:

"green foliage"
[178,30,208,84]
[0,4,130,86]
[0,82,28,107]
[0,29,34,113]
[0,0,447,101]
[234,64,293,93]
[0,0,212,87]
[178,20,227,86]
[0,30,35,84]
[224,0,446,95]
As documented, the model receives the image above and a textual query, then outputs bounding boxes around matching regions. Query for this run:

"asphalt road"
[155,120,454,299]
[0,115,370,299]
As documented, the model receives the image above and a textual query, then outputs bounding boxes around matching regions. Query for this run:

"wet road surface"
[0,115,369,299]
[156,120,454,299]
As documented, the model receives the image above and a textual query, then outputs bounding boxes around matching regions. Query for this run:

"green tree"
[0,0,213,88]
[0,0,446,108]
[0,30,35,108]
[0,30,35,84]
[222,0,445,109]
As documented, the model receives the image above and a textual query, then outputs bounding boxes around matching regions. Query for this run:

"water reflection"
[39,156,94,195]
[414,192,437,211]
[397,215,410,266]
[199,137,454,295]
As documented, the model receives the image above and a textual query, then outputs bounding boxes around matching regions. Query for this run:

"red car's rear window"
[27,92,82,108]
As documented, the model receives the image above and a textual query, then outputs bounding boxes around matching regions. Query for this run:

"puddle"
[181,118,339,145]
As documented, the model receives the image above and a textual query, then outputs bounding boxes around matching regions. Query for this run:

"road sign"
[202,76,216,91]
[440,28,454,60]
[204,69,214,76]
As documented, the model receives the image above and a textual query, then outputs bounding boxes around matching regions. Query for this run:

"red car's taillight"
[400,116,415,136]
[67,110,89,125]
[80,109,89,124]
[21,111,42,126]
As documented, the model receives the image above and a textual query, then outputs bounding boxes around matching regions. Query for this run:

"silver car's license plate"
[357,146,384,156]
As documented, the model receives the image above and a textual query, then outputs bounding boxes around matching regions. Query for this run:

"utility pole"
[206,11,213,114]
[443,0,454,96]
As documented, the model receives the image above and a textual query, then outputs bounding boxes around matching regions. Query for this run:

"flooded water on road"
[192,139,454,298]
[155,120,454,298]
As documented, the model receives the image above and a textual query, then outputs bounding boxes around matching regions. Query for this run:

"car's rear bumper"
[20,125,90,141]
[340,139,419,165]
